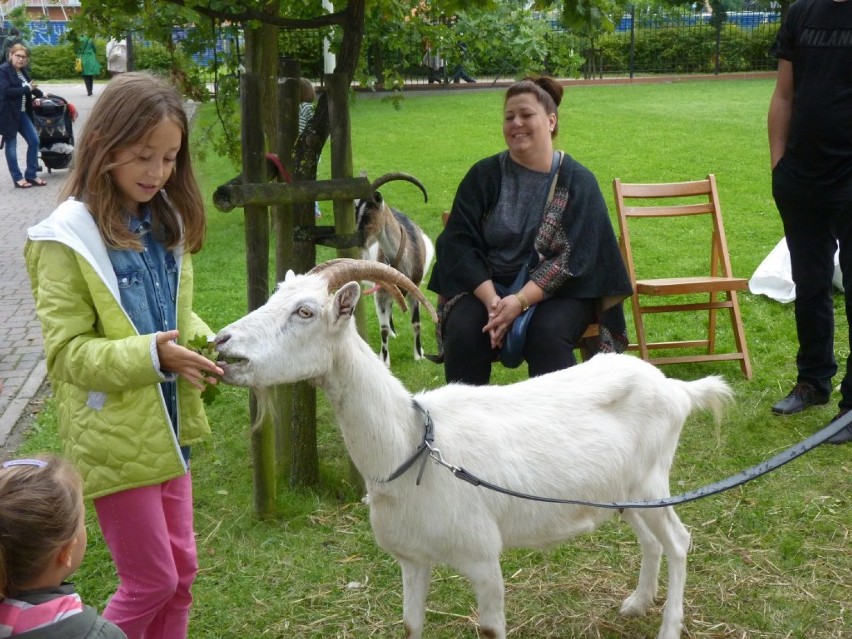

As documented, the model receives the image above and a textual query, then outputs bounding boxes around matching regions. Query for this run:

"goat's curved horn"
[308,259,408,310]
[370,172,428,203]
[308,259,438,322]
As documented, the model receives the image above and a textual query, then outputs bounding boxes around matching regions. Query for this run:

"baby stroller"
[32,94,75,172]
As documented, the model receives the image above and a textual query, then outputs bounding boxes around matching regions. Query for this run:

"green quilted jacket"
[24,199,212,499]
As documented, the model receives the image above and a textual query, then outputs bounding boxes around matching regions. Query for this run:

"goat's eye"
[297,306,313,318]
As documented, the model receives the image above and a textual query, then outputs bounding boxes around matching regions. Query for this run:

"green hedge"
[27,40,202,81]
[595,24,778,75]
[28,43,80,80]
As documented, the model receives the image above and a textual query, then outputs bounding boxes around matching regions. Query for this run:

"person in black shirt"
[768,0,852,444]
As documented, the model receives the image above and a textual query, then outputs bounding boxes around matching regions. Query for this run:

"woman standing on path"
[0,43,45,188]
[78,36,101,96]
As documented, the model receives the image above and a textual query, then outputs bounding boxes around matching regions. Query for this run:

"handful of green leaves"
[188,334,221,406]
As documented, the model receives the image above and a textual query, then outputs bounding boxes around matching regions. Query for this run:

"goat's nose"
[214,333,230,348]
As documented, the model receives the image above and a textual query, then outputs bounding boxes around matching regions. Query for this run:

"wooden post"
[241,31,277,518]
[213,179,372,212]
[275,61,320,488]
[271,62,299,484]
[326,72,367,493]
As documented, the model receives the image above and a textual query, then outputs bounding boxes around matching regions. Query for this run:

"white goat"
[355,173,434,367]
[214,259,732,639]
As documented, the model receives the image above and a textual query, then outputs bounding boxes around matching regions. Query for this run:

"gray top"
[483,153,550,276]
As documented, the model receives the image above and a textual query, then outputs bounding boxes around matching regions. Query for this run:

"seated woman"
[428,76,632,385]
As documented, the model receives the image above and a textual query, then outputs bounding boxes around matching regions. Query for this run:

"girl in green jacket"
[25,72,222,639]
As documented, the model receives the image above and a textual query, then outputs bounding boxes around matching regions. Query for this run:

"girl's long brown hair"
[60,72,206,253]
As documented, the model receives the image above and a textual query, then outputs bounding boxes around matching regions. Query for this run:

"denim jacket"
[107,208,184,457]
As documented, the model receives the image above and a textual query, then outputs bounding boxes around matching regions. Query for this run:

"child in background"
[298,77,322,218]
[298,77,315,133]
[24,72,223,639]
[0,455,127,638]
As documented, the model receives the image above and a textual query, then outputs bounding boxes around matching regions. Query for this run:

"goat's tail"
[679,375,734,426]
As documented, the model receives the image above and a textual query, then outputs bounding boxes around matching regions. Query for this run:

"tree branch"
[164,0,348,29]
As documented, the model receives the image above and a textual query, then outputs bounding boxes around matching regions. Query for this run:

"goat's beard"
[249,386,277,433]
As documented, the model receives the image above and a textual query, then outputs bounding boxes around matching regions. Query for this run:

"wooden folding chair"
[613,174,752,378]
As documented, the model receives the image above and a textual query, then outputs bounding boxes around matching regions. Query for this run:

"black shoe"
[826,409,852,444]
[771,383,830,415]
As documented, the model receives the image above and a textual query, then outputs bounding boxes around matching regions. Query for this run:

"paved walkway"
[0,83,96,450]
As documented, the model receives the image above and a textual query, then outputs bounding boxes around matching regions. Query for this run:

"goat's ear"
[284,269,296,281]
[333,281,361,322]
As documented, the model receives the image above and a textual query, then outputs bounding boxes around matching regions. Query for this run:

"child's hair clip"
[2,458,49,469]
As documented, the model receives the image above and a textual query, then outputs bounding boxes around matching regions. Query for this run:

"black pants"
[773,164,852,407]
[452,65,475,82]
[427,67,445,84]
[83,74,94,96]
[442,294,596,385]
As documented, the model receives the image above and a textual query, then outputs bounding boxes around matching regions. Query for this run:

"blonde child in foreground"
[0,455,126,638]
[24,72,223,639]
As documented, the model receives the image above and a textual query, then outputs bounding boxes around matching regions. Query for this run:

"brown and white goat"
[214,259,733,639]
[356,173,434,367]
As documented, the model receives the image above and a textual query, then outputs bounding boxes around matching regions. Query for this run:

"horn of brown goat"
[308,259,438,322]
[370,172,428,203]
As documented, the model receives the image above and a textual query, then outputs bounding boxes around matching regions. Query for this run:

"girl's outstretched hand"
[156,330,224,391]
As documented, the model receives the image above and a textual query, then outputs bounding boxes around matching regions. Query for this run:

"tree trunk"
[241,27,276,518]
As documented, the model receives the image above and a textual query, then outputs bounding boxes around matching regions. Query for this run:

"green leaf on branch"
[188,334,222,406]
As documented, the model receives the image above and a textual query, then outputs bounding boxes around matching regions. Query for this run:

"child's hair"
[0,456,84,599]
[299,77,316,103]
[60,71,206,253]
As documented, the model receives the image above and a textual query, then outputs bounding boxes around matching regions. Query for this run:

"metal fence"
[583,8,782,78]
[360,8,782,87]
[5,8,782,84]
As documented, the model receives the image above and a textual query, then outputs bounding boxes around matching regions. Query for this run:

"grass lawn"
[17,78,850,638]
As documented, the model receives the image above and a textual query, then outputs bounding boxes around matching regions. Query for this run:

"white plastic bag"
[749,238,843,303]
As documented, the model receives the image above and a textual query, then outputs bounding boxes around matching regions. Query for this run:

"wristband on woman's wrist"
[514,291,530,312]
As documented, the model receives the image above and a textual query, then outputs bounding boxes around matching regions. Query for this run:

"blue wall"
[3,20,70,46]
[3,21,229,65]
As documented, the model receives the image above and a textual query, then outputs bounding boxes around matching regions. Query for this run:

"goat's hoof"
[619,593,653,617]
[655,621,684,639]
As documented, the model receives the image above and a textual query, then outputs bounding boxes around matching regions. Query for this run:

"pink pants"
[94,472,198,639]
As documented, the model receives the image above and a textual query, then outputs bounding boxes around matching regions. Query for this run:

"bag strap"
[525,151,564,269]
[546,150,564,204]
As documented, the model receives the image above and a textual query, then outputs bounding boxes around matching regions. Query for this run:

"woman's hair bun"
[534,76,564,108]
